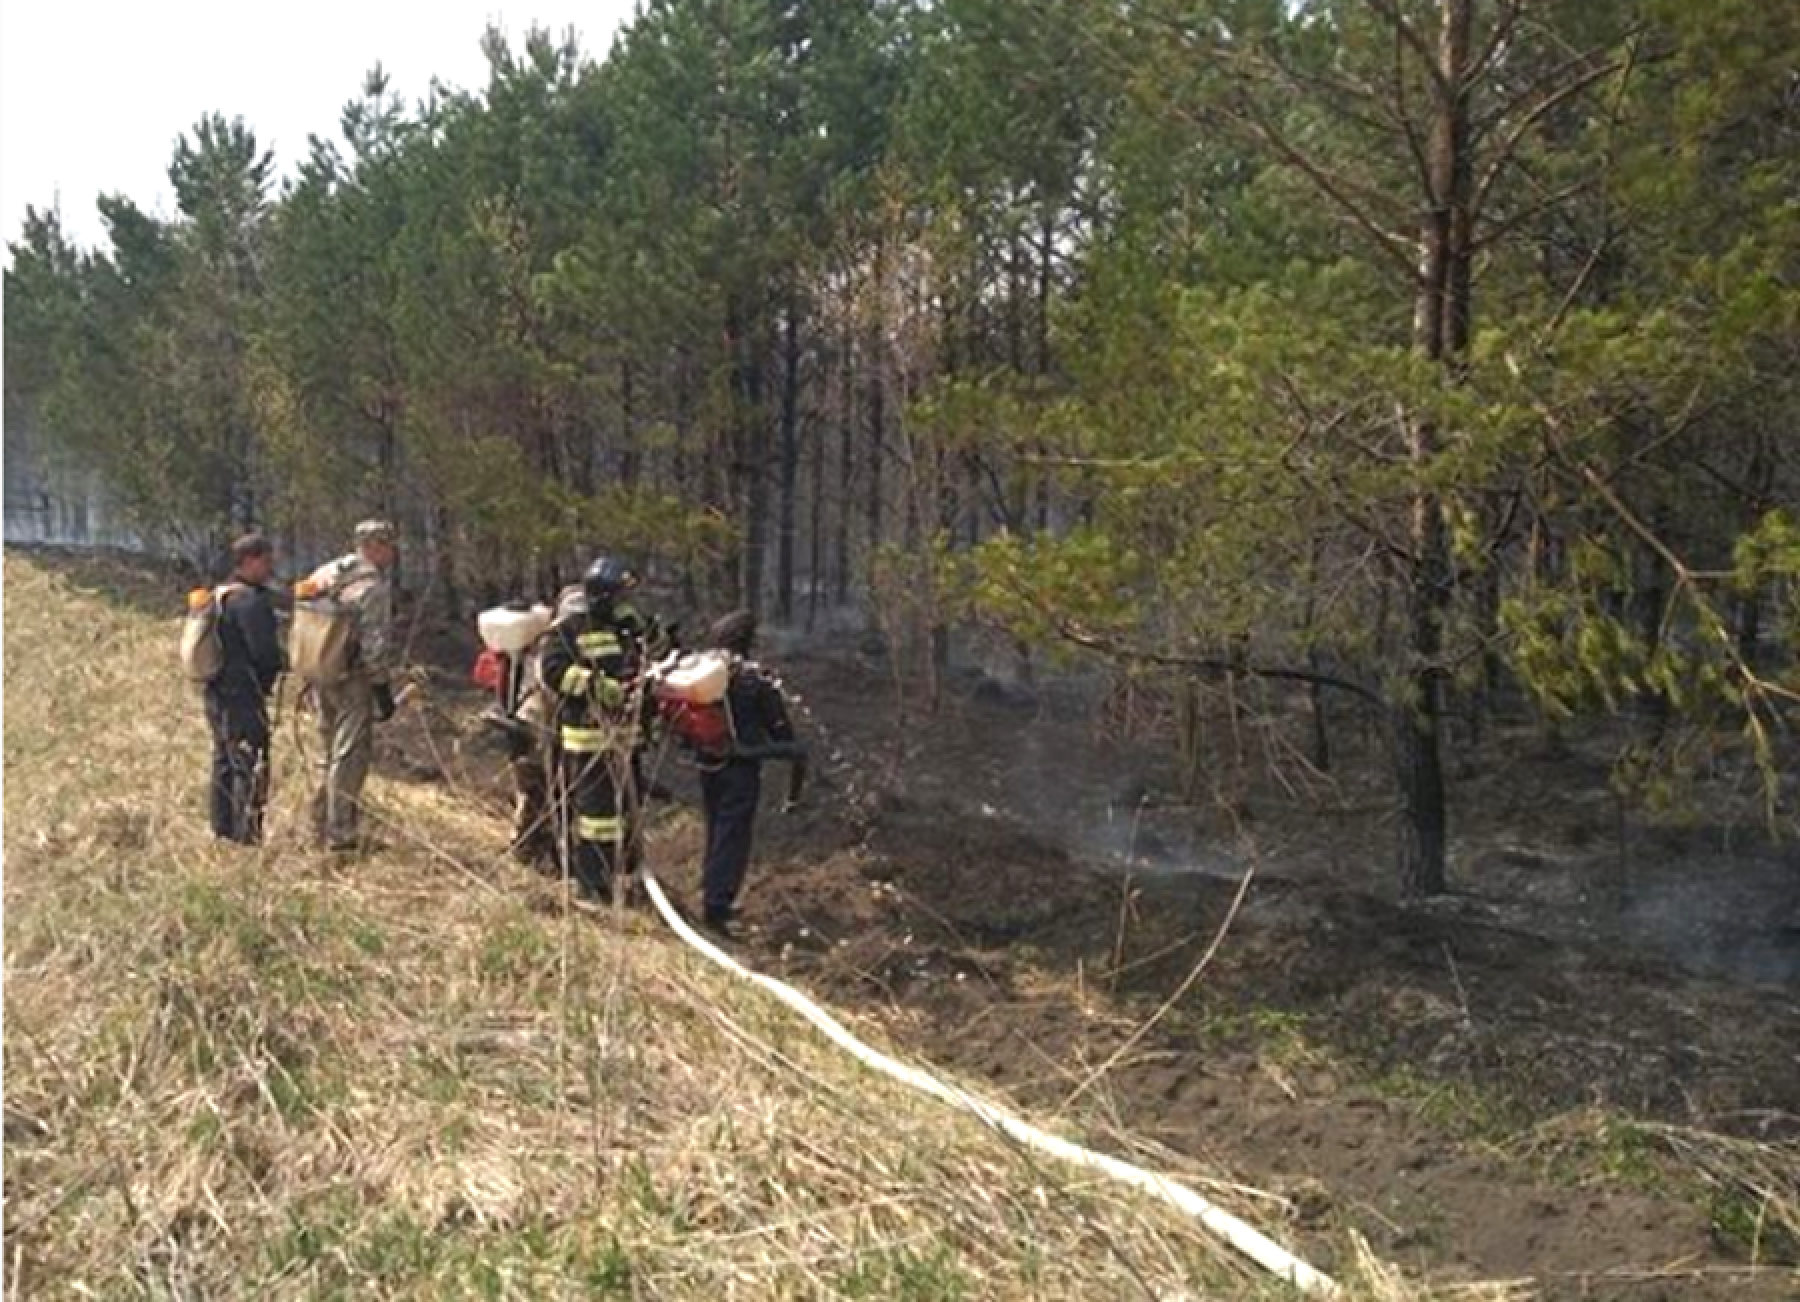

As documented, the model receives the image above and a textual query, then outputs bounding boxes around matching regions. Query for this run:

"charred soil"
[639,646,1800,1299]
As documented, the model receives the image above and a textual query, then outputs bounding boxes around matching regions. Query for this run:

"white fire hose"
[550,642,1336,1291]
[639,873,1340,1297]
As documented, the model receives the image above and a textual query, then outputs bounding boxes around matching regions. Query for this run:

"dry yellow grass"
[5,552,1501,1300]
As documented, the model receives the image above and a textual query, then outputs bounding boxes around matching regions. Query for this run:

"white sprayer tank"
[653,650,731,704]
[478,605,552,655]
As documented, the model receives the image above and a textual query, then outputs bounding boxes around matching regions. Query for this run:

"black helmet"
[582,555,640,606]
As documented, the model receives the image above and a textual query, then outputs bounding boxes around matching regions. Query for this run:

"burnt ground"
[631,644,1800,1300]
[400,633,1798,1297]
[28,547,1795,1299]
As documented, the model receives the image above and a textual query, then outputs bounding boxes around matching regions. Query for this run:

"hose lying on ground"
[639,872,1341,1298]
[378,664,1337,1292]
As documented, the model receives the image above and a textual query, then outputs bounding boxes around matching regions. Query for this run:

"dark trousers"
[700,760,761,922]
[206,691,271,844]
[559,748,635,896]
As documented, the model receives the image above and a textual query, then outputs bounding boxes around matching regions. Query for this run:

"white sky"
[1,0,636,257]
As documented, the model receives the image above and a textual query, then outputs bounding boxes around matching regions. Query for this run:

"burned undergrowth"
[683,649,1800,1298]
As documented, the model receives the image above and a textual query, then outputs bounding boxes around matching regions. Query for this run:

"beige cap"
[354,519,398,546]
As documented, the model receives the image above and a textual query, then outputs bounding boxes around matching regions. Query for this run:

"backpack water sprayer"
[648,650,736,757]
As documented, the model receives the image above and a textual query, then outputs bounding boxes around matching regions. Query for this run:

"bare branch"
[1018,453,1172,469]
[1277,443,1418,566]
[1690,456,1779,514]
[1471,50,1630,224]
[1505,350,1800,711]
[1362,0,1449,96]
[1246,49,1416,142]
[1472,175,1603,250]
[1055,619,1386,707]
[1222,96,1425,284]
[1387,0,1434,193]
[1534,228,1617,340]
[1467,0,1527,89]
[1474,37,1627,139]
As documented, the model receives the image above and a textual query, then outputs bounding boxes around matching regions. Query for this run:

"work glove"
[372,682,398,722]
[590,675,626,711]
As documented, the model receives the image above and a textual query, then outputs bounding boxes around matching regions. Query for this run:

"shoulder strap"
[327,559,368,600]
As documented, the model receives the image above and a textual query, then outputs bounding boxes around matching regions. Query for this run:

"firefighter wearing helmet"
[539,556,669,900]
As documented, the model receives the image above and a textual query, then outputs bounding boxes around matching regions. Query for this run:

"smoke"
[975,683,1800,990]
[1611,856,1800,989]
[770,630,1799,992]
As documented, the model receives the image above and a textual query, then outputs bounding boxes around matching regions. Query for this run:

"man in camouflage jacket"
[307,519,401,852]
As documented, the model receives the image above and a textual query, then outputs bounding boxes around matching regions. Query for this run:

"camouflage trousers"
[311,675,374,850]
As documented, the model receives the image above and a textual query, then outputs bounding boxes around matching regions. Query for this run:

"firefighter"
[205,532,284,843]
[307,519,400,852]
[693,610,807,937]
[540,557,661,900]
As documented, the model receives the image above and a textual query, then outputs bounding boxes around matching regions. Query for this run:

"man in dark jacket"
[206,533,284,843]
[694,610,807,937]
